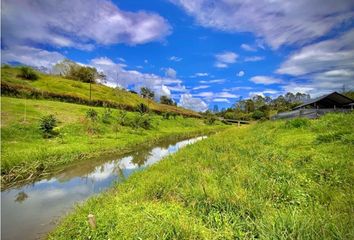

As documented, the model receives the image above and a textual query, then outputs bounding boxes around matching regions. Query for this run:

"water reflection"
[1,136,206,240]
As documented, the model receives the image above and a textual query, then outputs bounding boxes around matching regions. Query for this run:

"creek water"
[1,135,207,240]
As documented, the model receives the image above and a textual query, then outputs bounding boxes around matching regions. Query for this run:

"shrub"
[86,109,98,121]
[252,110,265,120]
[101,108,112,124]
[204,115,217,125]
[18,66,38,80]
[136,103,149,115]
[126,114,152,129]
[39,114,57,138]
[285,118,310,128]
[162,112,171,120]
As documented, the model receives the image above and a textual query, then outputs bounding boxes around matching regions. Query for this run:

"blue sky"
[2,0,354,111]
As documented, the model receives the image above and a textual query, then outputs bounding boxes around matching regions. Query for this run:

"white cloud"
[214,62,228,68]
[169,56,183,62]
[91,57,185,98]
[2,0,171,49]
[192,72,209,77]
[178,94,208,112]
[194,92,214,97]
[165,67,177,78]
[192,85,210,90]
[199,79,225,84]
[1,45,65,70]
[244,56,265,62]
[213,98,229,103]
[249,89,279,97]
[250,76,283,85]
[172,0,354,49]
[194,91,238,99]
[215,51,238,68]
[277,29,354,93]
[241,44,257,52]
[237,71,245,77]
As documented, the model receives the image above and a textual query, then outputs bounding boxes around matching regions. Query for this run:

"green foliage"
[101,108,112,124]
[162,112,171,120]
[160,95,175,105]
[53,59,105,83]
[18,66,38,80]
[136,103,149,115]
[86,108,98,121]
[39,114,57,138]
[285,118,310,128]
[140,87,155,99]
[203,112,217,125]
[252,110,265,120]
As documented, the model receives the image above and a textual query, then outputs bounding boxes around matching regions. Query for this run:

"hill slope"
[1,67,200,117]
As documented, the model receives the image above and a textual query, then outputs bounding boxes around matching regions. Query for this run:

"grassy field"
[1,66,200,117]
[50,113,354,239]
[1,97,226,187]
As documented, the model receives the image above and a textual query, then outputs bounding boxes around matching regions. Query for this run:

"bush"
[101,108,112,124]
[39,114,57,138]
[86,109,98,121]
[252,110,265,120]
[18,66,38,80]
[285,118,310,128]
[136,103,149,115]
[204,115,217,125]
[162,112,171,120]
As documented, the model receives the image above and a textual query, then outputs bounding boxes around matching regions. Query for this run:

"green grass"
[50,113,354,239]
[1,97,226,187]
[1,66,200,117]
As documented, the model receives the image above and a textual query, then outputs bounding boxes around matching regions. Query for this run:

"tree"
[18,66,38,80]
[160,95,174,105]
[140,87,155,99]
[53,59,106,100]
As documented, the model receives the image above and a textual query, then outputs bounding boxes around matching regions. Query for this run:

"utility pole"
[89,80,92,101]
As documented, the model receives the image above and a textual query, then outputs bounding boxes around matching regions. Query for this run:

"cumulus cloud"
[172,0,354,49]
[237,71,245,77]
[215,51,238,68]
[244,56,265,62]
[1,45,65,69]
[178,94,208,112]
[91,57,184,98]
[276,29,354,94]
[2,0,171,49]
[165,67,177,78]
[250,76,283,85]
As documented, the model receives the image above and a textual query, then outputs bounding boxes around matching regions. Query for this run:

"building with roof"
[272,92,353,120]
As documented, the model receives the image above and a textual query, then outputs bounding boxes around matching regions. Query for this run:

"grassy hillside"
[50,113,354,239]
[1,66,200,117]
[1,97,226,187]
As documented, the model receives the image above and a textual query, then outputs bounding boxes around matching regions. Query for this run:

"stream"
[1,135,207,240]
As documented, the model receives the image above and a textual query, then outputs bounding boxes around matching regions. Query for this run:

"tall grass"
[50,113,354,239]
